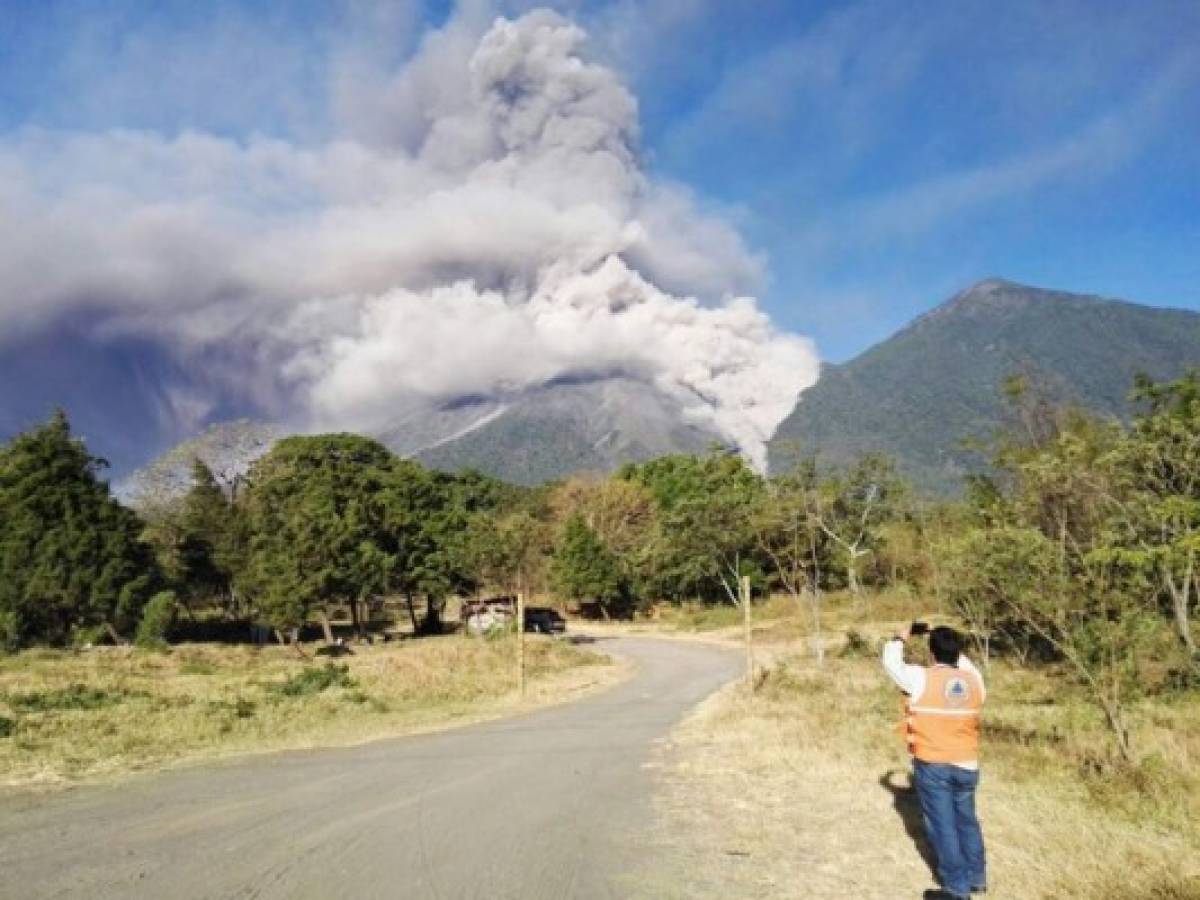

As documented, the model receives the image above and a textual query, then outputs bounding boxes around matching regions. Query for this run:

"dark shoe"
[970,887,987,894]
[924,891,968,900]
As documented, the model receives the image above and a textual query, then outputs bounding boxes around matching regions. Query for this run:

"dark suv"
[523,607,567,634]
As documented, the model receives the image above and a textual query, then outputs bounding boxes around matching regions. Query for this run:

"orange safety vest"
[902,665,983,764]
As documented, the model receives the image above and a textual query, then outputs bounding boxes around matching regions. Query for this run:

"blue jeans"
[913,760,986,897]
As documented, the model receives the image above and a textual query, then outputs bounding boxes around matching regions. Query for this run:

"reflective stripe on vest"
[905,665,983,764]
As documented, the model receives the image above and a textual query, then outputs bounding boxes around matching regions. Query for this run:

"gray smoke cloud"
[0,8,818,470]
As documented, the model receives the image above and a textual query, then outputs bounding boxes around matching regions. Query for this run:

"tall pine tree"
[0,411,158,648]
[179,460,248,613]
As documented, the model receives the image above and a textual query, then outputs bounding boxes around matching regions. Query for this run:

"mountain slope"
[413,376,723,484]
[768,279,1200,494]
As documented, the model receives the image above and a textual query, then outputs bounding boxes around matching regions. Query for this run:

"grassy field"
[637,592,1200,900]
[0,633,618,787]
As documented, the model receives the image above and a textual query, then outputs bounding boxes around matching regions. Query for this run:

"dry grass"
[635,594,805,634]
[637,600,1200,899]
[0,634,619,788]
[614,589,927,647]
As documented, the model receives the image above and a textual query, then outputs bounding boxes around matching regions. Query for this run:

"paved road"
[0,637,738,900]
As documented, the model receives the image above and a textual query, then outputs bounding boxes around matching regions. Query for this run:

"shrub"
[135,591,178,648]
[4,684,134,712]
[207,696,256,719]
[346,689,388,712]
[70,624,109,647]
[268,663,355,698]
[839,629,876,658]
[0,716,15,738]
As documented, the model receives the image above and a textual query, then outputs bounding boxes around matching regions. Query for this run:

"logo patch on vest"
[943,676,971,707]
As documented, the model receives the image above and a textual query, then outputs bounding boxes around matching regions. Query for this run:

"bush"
[135,591,178,648]
[207,696,257,719]
[4,684,135,712]
[839,629,876,658]
[70,624,109,647]
[268,663,356,698]
[0,716,14,738]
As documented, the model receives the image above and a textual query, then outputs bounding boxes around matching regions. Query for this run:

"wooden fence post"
[516,573,526,698]
[742,575,753,685]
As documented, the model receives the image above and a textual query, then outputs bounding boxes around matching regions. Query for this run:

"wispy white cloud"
[802,49,1200,250]
[660,0,936,165]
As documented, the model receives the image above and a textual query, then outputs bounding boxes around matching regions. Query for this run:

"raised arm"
[882,631,924,696]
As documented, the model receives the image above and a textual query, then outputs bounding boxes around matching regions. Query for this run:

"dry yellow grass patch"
[639,649,1200,900]
[0,634,620,788]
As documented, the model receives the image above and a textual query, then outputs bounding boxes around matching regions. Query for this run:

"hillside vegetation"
[770,279,1200,494]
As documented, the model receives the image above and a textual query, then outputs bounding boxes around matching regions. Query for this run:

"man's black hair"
[929,626,961,665]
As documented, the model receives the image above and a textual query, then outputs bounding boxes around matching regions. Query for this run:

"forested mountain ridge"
[768,278,1200,494]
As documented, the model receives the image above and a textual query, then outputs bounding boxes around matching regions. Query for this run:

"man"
[883,624,987,900]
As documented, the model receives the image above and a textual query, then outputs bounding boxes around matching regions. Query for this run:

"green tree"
[550,513,624,615]
[942,525,1056,666]
[179,460,248,613]
[0,411,158,648]
[620,451,765,604]
[238,435,402,637]
[397,469,502,634]
[468,509,551,599]
[549,476,657,607]
[810,454,904,594]
[947,519,1157,760]
[1117,373,1200,659]
[945,398,1166,759]
[238,436,480,639]
[755,458,833,660]
[138,460,250,621]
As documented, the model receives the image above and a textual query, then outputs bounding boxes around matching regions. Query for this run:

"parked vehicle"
[461,596,515,636]
[524,607,567,634]
[461,598,567,635]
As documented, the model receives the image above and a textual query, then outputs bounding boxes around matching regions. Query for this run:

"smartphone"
[910,621,930,636]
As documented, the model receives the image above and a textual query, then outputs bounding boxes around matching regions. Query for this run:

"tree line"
[0,410,907,650]
[1,373,1197,754]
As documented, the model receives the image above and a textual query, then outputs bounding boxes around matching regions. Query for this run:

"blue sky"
[2,0,1198,362]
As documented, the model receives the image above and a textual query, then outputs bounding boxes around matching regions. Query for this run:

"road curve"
[0,637,738,900]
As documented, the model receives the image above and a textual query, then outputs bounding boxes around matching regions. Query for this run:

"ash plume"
[0,8,818,470]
